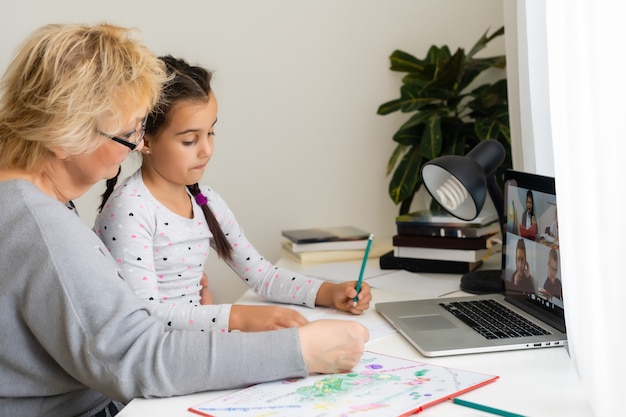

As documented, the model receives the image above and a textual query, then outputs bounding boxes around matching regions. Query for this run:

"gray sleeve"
[9,196,308,402]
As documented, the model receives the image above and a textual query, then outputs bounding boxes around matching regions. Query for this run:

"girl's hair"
[187,183,232,261]
[0,23,167,171]
[100,55,232,261]
[526,190,535,216]
[516,237,526,255]
[549,247,559,264]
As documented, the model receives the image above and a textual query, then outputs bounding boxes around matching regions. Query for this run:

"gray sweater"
[0,180,307,416]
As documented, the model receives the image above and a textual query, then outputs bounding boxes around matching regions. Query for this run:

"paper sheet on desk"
[304,306,397,341]
[300,260,390,283]
[239,298,397,341]
[366,269,461,297]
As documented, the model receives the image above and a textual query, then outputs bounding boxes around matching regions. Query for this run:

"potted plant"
[377,26,511,215]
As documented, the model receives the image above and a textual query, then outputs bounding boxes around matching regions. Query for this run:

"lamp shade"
[421,140,506,221]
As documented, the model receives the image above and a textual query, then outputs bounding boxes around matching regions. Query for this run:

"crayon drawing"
[189,352,498,417]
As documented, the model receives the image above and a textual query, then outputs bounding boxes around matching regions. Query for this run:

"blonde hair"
[0,23,168,170]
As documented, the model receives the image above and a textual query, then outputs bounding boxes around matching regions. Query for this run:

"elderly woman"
[0,23,367,417]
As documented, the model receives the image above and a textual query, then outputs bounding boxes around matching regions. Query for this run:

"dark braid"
[98,165,121,212]
[187,183,232,261]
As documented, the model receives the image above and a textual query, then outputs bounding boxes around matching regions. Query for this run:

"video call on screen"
[503,183,562,310]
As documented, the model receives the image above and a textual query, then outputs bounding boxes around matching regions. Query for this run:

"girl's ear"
[142,135,153,155]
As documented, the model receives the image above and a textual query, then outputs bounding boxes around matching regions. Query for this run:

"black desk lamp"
[421,139,506,294]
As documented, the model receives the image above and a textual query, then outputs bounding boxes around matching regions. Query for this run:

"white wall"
[0,0,504,302]
[503,0,554,176]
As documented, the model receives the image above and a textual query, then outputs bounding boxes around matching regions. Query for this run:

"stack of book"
[380,207,501,274]
[281,226,387,264]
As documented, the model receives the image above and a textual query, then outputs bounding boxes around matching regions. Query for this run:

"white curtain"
[545,1,626,416]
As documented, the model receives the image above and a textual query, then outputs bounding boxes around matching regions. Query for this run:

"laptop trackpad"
[401,314,456,331]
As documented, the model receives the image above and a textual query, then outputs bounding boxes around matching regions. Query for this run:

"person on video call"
[539,248,562,301]
[547,205,559,246]
[519,190,538,241]
[510,238,535,294]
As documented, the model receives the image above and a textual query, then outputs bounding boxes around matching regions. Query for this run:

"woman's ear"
[48,146,71,160]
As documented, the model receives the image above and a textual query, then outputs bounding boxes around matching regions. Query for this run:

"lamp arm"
[486,175,505,237]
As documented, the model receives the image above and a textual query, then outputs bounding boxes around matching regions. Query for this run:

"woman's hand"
[229,304,309,331]
[315,281,372,315]
[298,319,369,374]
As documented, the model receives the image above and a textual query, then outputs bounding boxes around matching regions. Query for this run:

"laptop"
[376,169,567,357]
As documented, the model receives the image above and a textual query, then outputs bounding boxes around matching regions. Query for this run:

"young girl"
[95,56,371,332]
[519,189,538,241]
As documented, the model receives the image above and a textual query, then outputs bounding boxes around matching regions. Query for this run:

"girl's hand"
[316,281,372,315]
[229,305,309,331]
[199,272,213,305]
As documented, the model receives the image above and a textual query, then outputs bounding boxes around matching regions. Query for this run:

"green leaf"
[420,114,442,159]
[474,119,498,141]
[377,83,452,115]
[458,56,506,91]
[471,78,508,101]
[474,112,510,142]
[397,108,438,131]
[428,48,466,92]
[389,146,423,204]
[445,135,467,156]
[470,55,507,70]
[392,123,423,146]
[389,50,425,73]
[377,97,407,115]
[426,45,452,64]
[467,26,504,58]
[467,82,508,125]
[386,143,410,176]
[403,71,436,84]
[440,118,472,152]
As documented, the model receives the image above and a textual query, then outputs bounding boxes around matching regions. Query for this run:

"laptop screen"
[501,170,565,330]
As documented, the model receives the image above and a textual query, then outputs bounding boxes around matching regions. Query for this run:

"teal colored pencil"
[353,234,374,306]
[452,398,526,417]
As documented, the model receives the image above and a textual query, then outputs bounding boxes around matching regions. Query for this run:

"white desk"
[118,257,593,417]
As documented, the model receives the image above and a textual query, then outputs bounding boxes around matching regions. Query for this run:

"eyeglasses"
[97,116,148,151]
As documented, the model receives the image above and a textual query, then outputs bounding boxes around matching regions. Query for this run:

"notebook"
[376,169,567,357]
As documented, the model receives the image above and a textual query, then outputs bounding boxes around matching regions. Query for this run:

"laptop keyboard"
[440,299,551,339]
